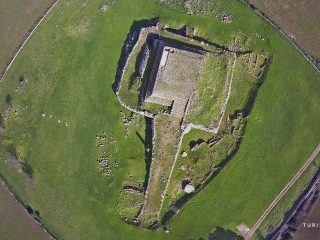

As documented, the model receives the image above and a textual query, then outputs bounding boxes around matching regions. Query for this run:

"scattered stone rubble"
[221,12,233,23]
[15,77,27,92]
[137,44,150,77]
[100,1,113,12]
[95,130,117,179]
[97,154,113,178]
[100,4,109,12]
[183,0,234,23]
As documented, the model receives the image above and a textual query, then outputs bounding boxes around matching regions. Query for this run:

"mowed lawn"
[0,0,319,240]
[0,0,52,74]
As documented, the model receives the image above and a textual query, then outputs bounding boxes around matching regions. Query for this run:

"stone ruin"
[144,38,205,118]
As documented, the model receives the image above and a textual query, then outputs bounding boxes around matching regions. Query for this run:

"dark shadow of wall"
[112,18,159,94]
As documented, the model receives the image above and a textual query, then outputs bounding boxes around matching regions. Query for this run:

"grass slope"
[187,53,229,127]
[0,0,319,240]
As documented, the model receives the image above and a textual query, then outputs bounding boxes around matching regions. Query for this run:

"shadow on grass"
[159,34,208,53]
[183,226,243,240]
[143,116,153,191]
[165,27,229,52]
[0,114,4,134]
[137,33,157,104]
[208,227,244,240]
[242,56,273,117]
[165,26,252,55]
[112,17,159,94]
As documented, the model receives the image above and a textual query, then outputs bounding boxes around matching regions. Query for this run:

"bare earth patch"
[0,180,51,240]
[248,0,320,65]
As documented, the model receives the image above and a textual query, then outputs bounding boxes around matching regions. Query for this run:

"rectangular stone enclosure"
[144,39,205,107]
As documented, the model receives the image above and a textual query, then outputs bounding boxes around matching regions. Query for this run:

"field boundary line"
[0,12,151,235]
[245,143,320,239]
[0,0,60,82]
[0,174,56,239]
[0,1,60,238]
[240,0,320,74]
[270,169,320,240]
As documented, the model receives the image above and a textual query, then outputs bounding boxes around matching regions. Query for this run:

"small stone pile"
[100,4,109,12]
[181,151,188,157]
[100,0,114,12]
[221,12,233,23]
[15,78,27,92]
[122,116,132,126]
[95,130,118,179]
[97,154,113,178]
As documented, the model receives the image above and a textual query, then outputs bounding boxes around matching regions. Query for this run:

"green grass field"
[0,0,319,239]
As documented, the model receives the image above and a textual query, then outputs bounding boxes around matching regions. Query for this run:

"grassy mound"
[118,189,144,222]
[187,53,229,127]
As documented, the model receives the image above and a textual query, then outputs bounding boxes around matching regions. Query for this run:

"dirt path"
[0,0,60,82]
[245,143,320,239]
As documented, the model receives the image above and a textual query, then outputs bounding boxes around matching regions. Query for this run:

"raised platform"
[144,39,205,110]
